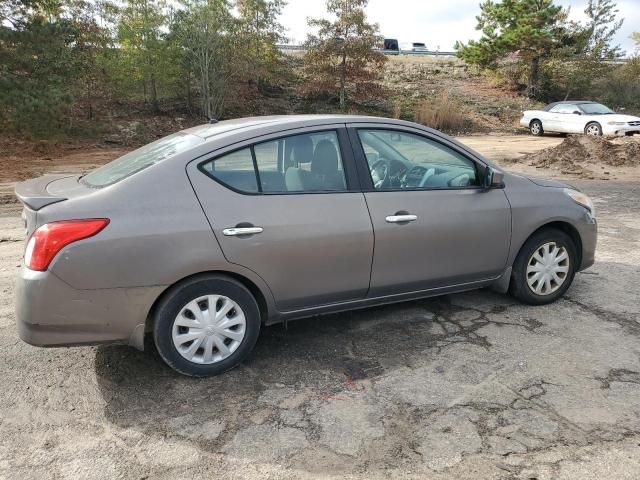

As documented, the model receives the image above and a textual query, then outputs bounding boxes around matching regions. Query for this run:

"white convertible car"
[520,101,640,137]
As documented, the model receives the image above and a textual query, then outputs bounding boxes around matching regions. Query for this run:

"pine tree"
[303,0,386,111]
[583,0,623,59]
[456,0,564,97]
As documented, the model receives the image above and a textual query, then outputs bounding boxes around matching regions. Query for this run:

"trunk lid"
[15,174,90,237]
[14,174,74,211]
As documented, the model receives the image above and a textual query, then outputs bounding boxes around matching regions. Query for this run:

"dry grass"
[413,93,470,132]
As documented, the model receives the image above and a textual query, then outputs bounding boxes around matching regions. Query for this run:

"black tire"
[510,228,577,305]
[585,122,602,136]
[530,119,544,136]
[153,275,261,377]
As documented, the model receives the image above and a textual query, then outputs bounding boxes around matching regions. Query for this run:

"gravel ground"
[1,155,640,478]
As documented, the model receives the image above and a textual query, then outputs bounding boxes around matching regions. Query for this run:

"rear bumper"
[16,266,164,350]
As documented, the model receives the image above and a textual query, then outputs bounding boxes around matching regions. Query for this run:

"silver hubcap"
[531,123,541,135]
[172,295,246,364]
[586,125,600,136]
[526,242,570,296]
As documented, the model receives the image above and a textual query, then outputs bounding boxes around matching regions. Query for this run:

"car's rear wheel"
[510,228,577,305]
[153,275,261,377]
[585,122,602,136]
[530,120,544,136]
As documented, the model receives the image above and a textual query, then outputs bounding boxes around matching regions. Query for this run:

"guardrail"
[277,44,457,56]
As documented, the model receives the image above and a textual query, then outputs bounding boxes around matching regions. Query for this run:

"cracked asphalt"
[0,180,639,479]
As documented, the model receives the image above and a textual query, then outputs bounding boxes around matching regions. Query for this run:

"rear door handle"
[385,214,417,223]
[223,227,263,236]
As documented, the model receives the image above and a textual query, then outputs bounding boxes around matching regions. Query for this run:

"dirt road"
[1,136,640,479]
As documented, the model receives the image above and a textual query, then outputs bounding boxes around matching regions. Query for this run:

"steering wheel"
[370,159,389,189]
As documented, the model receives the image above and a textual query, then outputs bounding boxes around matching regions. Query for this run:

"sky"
[281,0,639,56]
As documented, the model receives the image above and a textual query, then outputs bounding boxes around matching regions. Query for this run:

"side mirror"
[483,166,504,189]
[573,111,582,115]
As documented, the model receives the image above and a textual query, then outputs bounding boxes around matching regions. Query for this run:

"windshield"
[580,103,614,115]
[81,132,204,187]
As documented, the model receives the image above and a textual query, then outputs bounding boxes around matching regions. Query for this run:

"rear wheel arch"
[529,119,544,136]
[145,271,270,336]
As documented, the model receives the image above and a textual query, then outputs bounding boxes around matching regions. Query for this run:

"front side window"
[358,129,479,190]
[201,131,347,194]
[580,103,614,115]
[83,132,204,187]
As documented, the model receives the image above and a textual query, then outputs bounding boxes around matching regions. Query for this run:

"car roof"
[543,101,598,111]
[181,115,413,140]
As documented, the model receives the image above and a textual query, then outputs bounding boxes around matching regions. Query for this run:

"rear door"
[349,125,511,296]
[187,126,374,312]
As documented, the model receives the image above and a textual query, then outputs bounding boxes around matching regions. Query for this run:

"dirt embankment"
[523,135,640,179]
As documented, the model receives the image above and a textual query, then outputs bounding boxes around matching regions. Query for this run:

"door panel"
[187,127,374,311]
[349,125,512,297]
[365,189,511,296]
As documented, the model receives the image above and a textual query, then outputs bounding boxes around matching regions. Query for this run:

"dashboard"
[371,157,475,190]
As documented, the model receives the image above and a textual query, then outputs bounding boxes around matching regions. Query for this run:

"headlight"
[607,121,626,125]
[564,188,595,217]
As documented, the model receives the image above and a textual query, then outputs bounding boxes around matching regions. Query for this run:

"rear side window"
[202,148,259,193]
[201,131,347,194]
[550,104,578,114]
[82,133,204,187]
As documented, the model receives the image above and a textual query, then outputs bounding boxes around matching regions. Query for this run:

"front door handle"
[223,226,263,236]
[385,214,417,223]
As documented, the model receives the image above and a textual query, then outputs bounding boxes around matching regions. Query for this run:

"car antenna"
[208,116,219,124]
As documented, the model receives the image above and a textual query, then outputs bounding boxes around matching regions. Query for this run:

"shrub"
[413,94,470,133]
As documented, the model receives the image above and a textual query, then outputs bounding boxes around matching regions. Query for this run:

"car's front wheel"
[530,119,544,136]
[510,228,577,305]
[153,275,261,377]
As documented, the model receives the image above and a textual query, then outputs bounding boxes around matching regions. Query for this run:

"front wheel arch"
[506,221,583,289]
[584,122,602,136]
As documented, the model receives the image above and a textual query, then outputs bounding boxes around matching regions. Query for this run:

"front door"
[351,127,512,296]
[188,127,374,311]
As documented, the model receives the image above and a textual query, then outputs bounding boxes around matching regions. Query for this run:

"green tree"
[237,0,286,87]
[117,0,168,112]
[456,0,564,97]
[303,0,387,111]
[541,0,623,101]
[0,0,87,134]
[173,0,239,119]
[583,0,623,59]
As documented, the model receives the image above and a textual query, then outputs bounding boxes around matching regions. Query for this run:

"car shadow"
[93,291,517,459]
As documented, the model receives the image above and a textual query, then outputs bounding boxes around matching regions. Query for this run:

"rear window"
[81,132,204,187]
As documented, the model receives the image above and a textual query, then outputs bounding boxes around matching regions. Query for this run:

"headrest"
[289,135,314,165]
[311,140,340,176]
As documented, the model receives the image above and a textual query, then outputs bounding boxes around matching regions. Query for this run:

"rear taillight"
[24,219,109,271]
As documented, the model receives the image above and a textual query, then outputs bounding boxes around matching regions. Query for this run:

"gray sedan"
[15,115,597,376]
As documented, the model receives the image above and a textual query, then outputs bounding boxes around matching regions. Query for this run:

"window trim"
[347,126,487,193]
[196,127,360,196]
